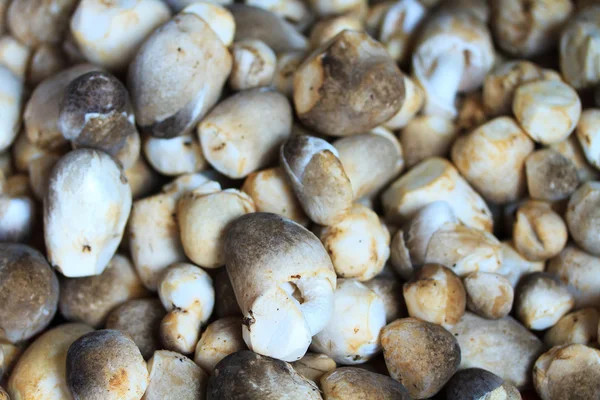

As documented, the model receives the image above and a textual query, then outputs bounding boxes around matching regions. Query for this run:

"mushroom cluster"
[2,1,600,399]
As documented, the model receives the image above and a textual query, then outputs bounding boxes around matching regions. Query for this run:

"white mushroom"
[228,39,276,91]
[194,317,246,373]
[464,272,514,319]
[143,350,208,400]
[496,240,545,287]
[566,182,600,256]
[525,148,580,201]
[246,0,311,28]
[181,2,235,46]
[398,115,458,168]
[551,134,600,183]
[0,35,30,79]
[0,175,36,243]
[0,66,22,153]
[576,109,600,170]
[143,134,208,176]
[292,353,336,384]
[383,75,425,131]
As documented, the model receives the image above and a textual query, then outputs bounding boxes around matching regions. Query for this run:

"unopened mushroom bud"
[242,167,308,226]
[403,264,466,328]
[364,275,405,323]
[7,323,93,400]
[534,344,600,400]
[497,240,545,288]
[544,308,599,347]
[547,245,600,308]
[66,330,149,400]
[576,109,600,170]
[207,351,321,399]
[199,89,292,179]
[158,263,215,354]
[311,279,385,364]
[381,317,461,399]
[0,35,30,79]
[144,134,207,176]
[491,0,573,57]
[0,244,59,343]
[384,75,425,131]
[309,16,363,49]
[525,148,580,201]
[228,40,276,91]
[513,200,568,262]
[464,272,514,319]
[129,14,231,139]
[294,30,405,136]
[292,353,336,383]
[7,0,77,47]
[452,117,534,204]
[0,67,21,153]
[59,254,148,328]
[551,134,600,183]
[71,0,170,71]
[561,7,600,89]
[319,204,390,281]
[178,189,255,268]
[446,368,521,400]
[398,116,457,168]
[106,298,166,360]
[333,130,404,200]
[515,272,574,330]
[321,367,411,399]
[225,213,336,361]
[280,135,353,225]
[413,9,494,118]
[566,182,600,256]
[26,44,67,86]
[44,149,132,277]
[273,51,304,98]
[143,350,208,400]
[513,80,581,145]
[382,157,493,231]
[194,317,246,373]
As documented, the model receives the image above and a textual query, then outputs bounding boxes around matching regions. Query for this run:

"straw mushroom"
[143,350,208,400]
[309,16,363,49]
[364,275,405,323]
[525,149,580,201]
[383,75,425,131]
[26,44,67,86]
[7,0,77,47]
[497,240,546,288]
[576,109,600,169]
[194,317,246,373]
[398,115,457,169]
[464,272,514,319]
[320,367,411,400]
[551,134,600,183]
[292,353,337,383]
[245,0,311,29]
[446,368,521,400]
[0,35,30,79]
[566,182,600,256]
[0,66,22,153]
[0,341,20,380]
[181,2,235,46]
[273,51,305,98]
[306,0,366,19]
[0,174,36,242]
[544,308,599,347]
[229,40,276,90]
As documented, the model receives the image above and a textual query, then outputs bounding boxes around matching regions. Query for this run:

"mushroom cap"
[544,308,599,347]
[525,148,580,201]
[7,0,77,47]
[207,350,322,399]
[181,2,235,46]
[320,367,411,400]
[446,368,520,400]
[0,35,31,79]
[292,353,337,383]
[228,39,276,90]
[194,317,246,373]
[0,243,59,343]
[143,350,207,400]
[552,128,600,183]
[464,272,514,319]
[364,275,405,323]
[66,330,149,400]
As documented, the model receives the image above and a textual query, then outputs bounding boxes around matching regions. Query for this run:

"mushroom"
[66,330,149,400]
[515,272,574,330]
[576,109,600,170]
[320,367,411,400]
[306,0,366,19]
[311,279,386,364]
[273,51,305,98]
[229,40,276,91]
[26,44,67,87]
[44,149,132,277]
[513,80,582,145]
[0,244,59,343]
[0,35,31,79]
[181,2,235,46]
[0,66,22,153]
[446,368,521,400]
[225,213,336,361]
[403,264,466,328]
[293,30,405,137]
[513,200,568,262]
[497,240,545,288]
[158,263,215,354]
[382,157,493,232]
[207,350,321,399]
[383,75,425,131]
[364,275,405,323]
[550,134,600,183]
[198,89,292,179]
[566,182,600,256]
[7,323,93,400]
[412,8,494,118]
[124,157,163,200]
[292,353,337,383]
[0,340,21,380]
[128,13,231,138]
[143,350,208,400]
[143,133,207,177]
[241,167,309,226]
[280,135,353,225]
[381,317,461,399]
[59,254,148,328]
[309,16,363,49]
[245,0,311,29]
[7,0,77,47]
[398,115,458,169]
[464,272,514,319]
[451,116,534,204]
[194,317,246,374]
[533,344,600,400]
[0,174,36,242]
[544,308,599,347]
[455,92,488,135]
[214,268,242,319]
[525,149,580,201]
[491,0,573,57]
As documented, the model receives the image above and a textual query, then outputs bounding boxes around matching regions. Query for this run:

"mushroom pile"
[2,0,600,399]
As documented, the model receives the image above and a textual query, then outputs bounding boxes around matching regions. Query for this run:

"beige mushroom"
[0,340,21,381]
[229,40,276,91]
[310,16,363,50]
[292,353,337,383]
[364,274,405,323]
[194,317,246,374]
[544,308,599,347]
[464,272,514,319]
[320,367,411,399]
[576,109,600,170]
[0,66,22,153]
[306,0,366,19]
[566,182,600,256]
[181,2,235,46]
[143,133,207,177]
[143,350,208,400]
[525,148,580,201]
[496,240,545,287]
[7,0,77,47]
[26,44,67,87]
[398,115,458,168]
[550,134,600,183]
[446,368,521,400]
[0,35,30,79]
[0,174,36,243]
[124,156,163,200]
[455,92,487,135]
[11,130,66,174]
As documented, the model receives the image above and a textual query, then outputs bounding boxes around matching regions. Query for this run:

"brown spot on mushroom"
[82,245,91,252]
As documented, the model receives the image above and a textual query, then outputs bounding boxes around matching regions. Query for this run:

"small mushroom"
[128,13,231,138]
[0,174,36,243]
[320,367,411,400]
[198,89,292,179]
[44,149,132,277]
[229,40,276,91]
[106,298,166,360]
[0,66,22,153]
[525,149,580,201]
[143,133,207,177]
[280,135,353,225]
[66,330,149,400]
[550,134,600,183]
[207,350,321,399]
[464,272,514,319]
[544,308,599,347]
[311,279,386,364]
[292,353,337,383]
[398,115,458,169]
[497,240,545,288]
[26,44,67,87]
[11,130,64,174]
[446,368,521,400]
[7,323,93,400]
[533,344,600,400]
[383,75,425,131]
[566,182,600,256]
[381,317,461,399]
[293,30,405,137]
[515,272,574,330]
[513,80,582,145]
[309,16,363,49]
[0,244,59,343]
[364,275,405,323]
[225,213,336,361]
[181,2,235,46]
[0,35,31,79]
[194,317,246,374]
[7,0,77,47]
[403,264,466,328]
[143,350,208,400]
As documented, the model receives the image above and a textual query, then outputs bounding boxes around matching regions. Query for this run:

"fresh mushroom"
[497,240,546,288]
[26,44,67,87]
[229,40,276,91]
[398,115,458,169]
[7,0,77,47]
[544,308,599,347]
[292,353,337,384]
[143,350,208,400]
[383,75,425,131]
[0,35,30,79]
[566,182,600,256]
[446,368,521,400]
[525,149,580,201]
[320,367,411,399]
[0,66,22,153]
[464,272,514,319]
[194,317,246,374]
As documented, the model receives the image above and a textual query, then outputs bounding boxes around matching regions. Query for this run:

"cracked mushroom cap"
[294,29,405,137]
[66,330,149,400]
[44,149,132,278]
[320,367,411,400]
[445,368,521,400]
[0,66,22,153]
[292,353,336,383]
[7,0,77,47]
[464,272,514,319]
[544,308,599,348]
[143,350,208,400]
[207,350,321,399]
[566,182,600,256]
[0,243,59,343]
[194,317,246,374]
